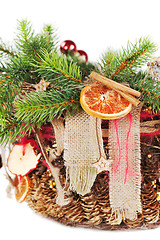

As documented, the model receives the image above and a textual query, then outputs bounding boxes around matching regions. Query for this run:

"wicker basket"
[22,106,160,230]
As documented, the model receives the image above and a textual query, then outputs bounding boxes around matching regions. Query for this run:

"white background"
[0,0,160,239]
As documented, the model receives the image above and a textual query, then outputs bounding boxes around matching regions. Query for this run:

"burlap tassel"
[108,105,142,225]
[64,111,105,196]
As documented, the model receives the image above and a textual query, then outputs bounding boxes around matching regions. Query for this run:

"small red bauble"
[60,40,77,54]
[77,50,88,62]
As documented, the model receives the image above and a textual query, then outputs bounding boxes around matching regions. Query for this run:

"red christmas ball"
[77,50,88,62]
[60,40,77,54]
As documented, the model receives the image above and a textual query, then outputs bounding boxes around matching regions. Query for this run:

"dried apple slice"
[7,143,41,176]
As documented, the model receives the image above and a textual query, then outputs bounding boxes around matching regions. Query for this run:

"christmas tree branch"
[15,20,57,64]
[66,52,96,79]
[33,49,83,89]
[14,89,81,128]
[100,37,156,83]
[0,44,17,58]
[129,72,160,112]
[42,24,58,49]
[0,120,28,144]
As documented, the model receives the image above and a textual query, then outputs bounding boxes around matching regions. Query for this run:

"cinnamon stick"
[90,71,141,97]
[115,89,140,106]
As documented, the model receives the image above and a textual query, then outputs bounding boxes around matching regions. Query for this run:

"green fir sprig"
[32,49,83,89]
[0,20,60,144]
[0,39,17,59]
[129,71,160,113]
[66,52,97,79]
[15,89,81,127]
[0,119,28,145]
[0,20,160,145]
[100,37,157,82]
[15,20,57,63]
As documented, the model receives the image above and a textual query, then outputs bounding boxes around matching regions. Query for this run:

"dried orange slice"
[80,82,132,119]
[14,175,30,203]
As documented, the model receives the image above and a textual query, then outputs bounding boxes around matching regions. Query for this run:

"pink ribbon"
[114,119,121,176]
[114,113,133,184]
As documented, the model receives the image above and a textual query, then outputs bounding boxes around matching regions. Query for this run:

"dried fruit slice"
[80,82,132,119]
[7,143,41,176]
[15,175,29,203]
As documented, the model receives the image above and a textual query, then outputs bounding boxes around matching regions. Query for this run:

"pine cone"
[62,196,84,225]
[26,169,85,224]
[92,172,111,223]
[123,213,144,228]
[141,145,160,183]
[142,182,159,224]
[80,192,102,226]
[26,171,58,217]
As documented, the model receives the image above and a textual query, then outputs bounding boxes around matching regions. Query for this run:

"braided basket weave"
[24,108,160,230]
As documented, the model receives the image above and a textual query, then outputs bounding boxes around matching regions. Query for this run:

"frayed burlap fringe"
[64,111,105,195]
[108,106,142,225]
